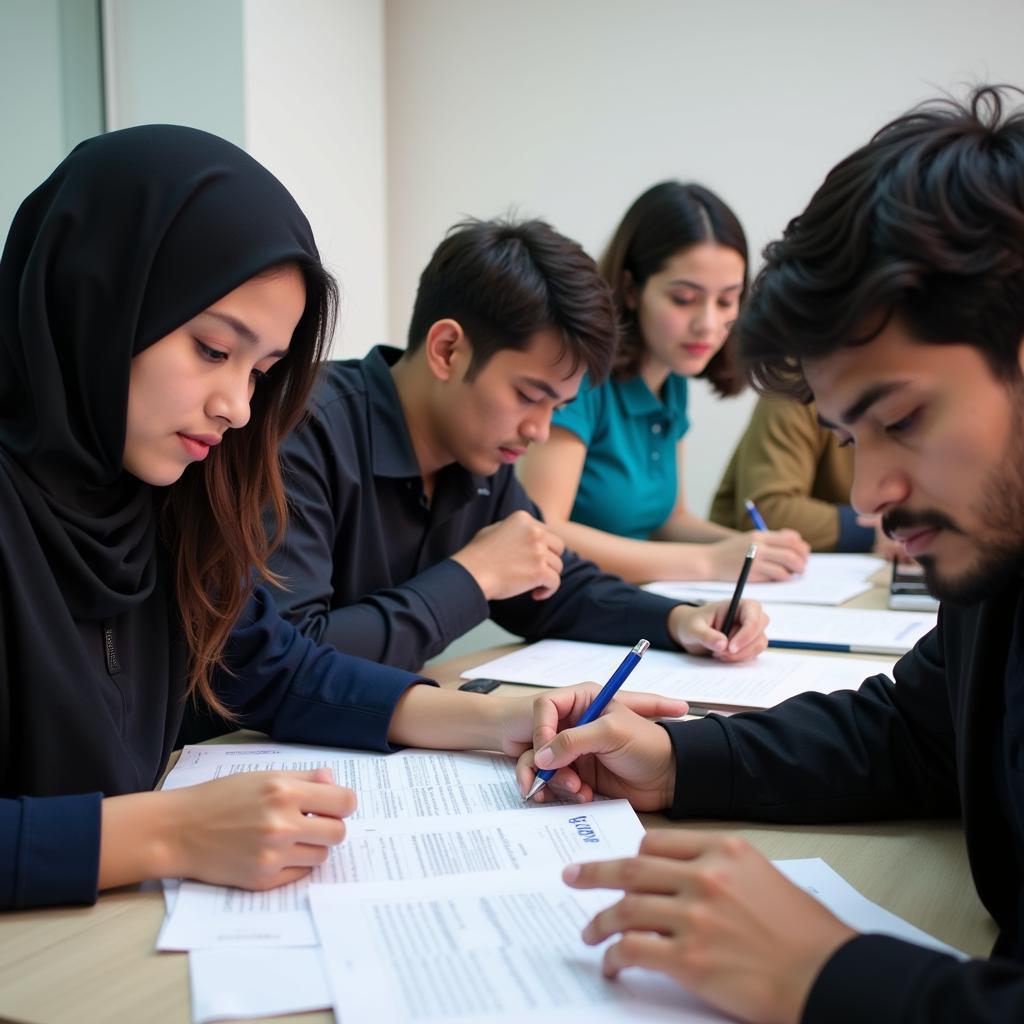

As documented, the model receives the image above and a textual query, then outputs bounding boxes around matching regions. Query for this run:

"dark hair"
[739,85,1024,399]
[406,217,617,383]
[599,181,748,397]
[162,260,337,717]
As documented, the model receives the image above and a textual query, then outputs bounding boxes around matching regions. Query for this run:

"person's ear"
[423,319,468,382]
[622,270,639,311]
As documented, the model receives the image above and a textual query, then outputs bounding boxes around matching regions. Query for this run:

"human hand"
[565,830,856,1024]
[451,509,565,600]
[706,530,809,582]
[164,769,355,890]
[511,683,685,809]
[667,600,768,662]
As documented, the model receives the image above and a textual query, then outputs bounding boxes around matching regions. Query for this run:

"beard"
[883,397,1024,606]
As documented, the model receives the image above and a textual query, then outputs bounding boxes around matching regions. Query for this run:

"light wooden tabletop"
[0,573,995,1024]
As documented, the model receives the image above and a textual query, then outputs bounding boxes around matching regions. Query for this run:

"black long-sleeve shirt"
[663,581,1024,1023]
[267,346,684,668]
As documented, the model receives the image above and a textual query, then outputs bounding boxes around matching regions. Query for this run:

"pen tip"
[525,777,546,801]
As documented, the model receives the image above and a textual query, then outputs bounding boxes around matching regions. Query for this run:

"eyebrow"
[520,376,567,401]
[202,311,289,358]
[816,381,912,429]
[667,278,743,293]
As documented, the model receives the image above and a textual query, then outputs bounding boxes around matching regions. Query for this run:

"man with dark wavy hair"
[523,87,1024,1023]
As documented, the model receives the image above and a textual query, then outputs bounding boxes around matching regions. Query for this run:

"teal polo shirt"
[551,373,690,539]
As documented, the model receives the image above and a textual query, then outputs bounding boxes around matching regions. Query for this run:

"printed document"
[159,790,645,950]
[308,857,963,1024]
[462,640,894,709]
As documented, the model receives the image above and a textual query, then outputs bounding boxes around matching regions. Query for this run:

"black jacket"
[666,583,1024,1023]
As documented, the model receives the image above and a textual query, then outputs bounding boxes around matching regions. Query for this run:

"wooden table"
[0,576,996,1024]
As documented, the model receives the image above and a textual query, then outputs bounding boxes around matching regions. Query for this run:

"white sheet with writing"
[160,798,645,950]
[189,856,964,1023]
[644,552,886,606]
[763,603,936,654]
[462,640,894,709]
[308,856,964,1024]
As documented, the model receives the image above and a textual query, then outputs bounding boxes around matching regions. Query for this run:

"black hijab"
[0,126,321,798]
[0,124,320,619]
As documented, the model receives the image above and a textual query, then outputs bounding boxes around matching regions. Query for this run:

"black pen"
[721,544,756,636]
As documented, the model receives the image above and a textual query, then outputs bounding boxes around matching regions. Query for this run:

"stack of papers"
[160,741,963,1024]
[462,640,894,710]
[644,553,886,606]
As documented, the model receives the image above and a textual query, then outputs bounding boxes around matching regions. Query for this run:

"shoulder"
[552,373,609,439]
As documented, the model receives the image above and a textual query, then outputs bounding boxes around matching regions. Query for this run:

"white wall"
[384,0,1024,516]
[103,0,245,144]
[0,0,103,238]
[243,0,389,358]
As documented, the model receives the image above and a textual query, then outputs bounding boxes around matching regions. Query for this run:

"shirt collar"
[617,372,687,424]
[358,345,493,499]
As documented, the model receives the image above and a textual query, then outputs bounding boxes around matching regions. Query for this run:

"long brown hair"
[599,181,748,397]
[162,261,337,717]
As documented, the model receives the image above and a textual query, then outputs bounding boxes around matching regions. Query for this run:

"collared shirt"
[551,372,690,540]
[268,346,684,670]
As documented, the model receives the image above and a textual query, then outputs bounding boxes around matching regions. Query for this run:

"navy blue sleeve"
[802,935,1024,1024]
[488,472,688,651]
[836,505,876,552]
[217,586,435,751]
[661,619,958,822]
[1,793,102,910]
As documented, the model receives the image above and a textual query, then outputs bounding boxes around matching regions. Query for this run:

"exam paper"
[764,603,936,654]
[164,743,531,817]
[309,875,725,1023]
[462,640,893,709]
[159,799,646,951]
[645,552,886,606]
[308,856,964,1024]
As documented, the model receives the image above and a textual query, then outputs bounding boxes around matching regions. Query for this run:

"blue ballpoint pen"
[744,498,769,532]
[525,638,650,801]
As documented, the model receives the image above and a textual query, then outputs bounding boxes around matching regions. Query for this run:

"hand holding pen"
[526,640,651,800]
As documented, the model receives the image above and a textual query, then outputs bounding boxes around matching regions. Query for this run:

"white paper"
[763,603,936,654]
[462,640,893,709]
[645,552,886,606]
[309,856,963,1024]
[776,858,964,958]
[160,799,646,950]
[163,743,532,818]
[189,947,331,1023]
[309,875,726,1023]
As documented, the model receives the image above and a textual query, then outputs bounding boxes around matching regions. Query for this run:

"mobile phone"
[889,560,939,611]
[458,678,503,694]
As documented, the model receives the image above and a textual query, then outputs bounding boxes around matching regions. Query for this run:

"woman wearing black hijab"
[0,125,687,911]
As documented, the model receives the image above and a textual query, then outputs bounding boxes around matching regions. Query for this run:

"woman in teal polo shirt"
[519,181,809,584]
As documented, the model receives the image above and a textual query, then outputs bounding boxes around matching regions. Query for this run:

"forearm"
[545,518,716,583]
[99,790,180,889]
[314,562,489,669]
[387,686,505,751]
[653,510,736,543]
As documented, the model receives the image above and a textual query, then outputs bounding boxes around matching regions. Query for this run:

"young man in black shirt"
[268,218,767,669]
[519,86,1024,1024]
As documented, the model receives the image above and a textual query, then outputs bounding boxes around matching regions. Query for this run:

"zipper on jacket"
[102,620,123,676]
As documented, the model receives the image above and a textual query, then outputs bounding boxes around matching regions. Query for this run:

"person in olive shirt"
[710,394,904,555]
[265,218,768,671]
